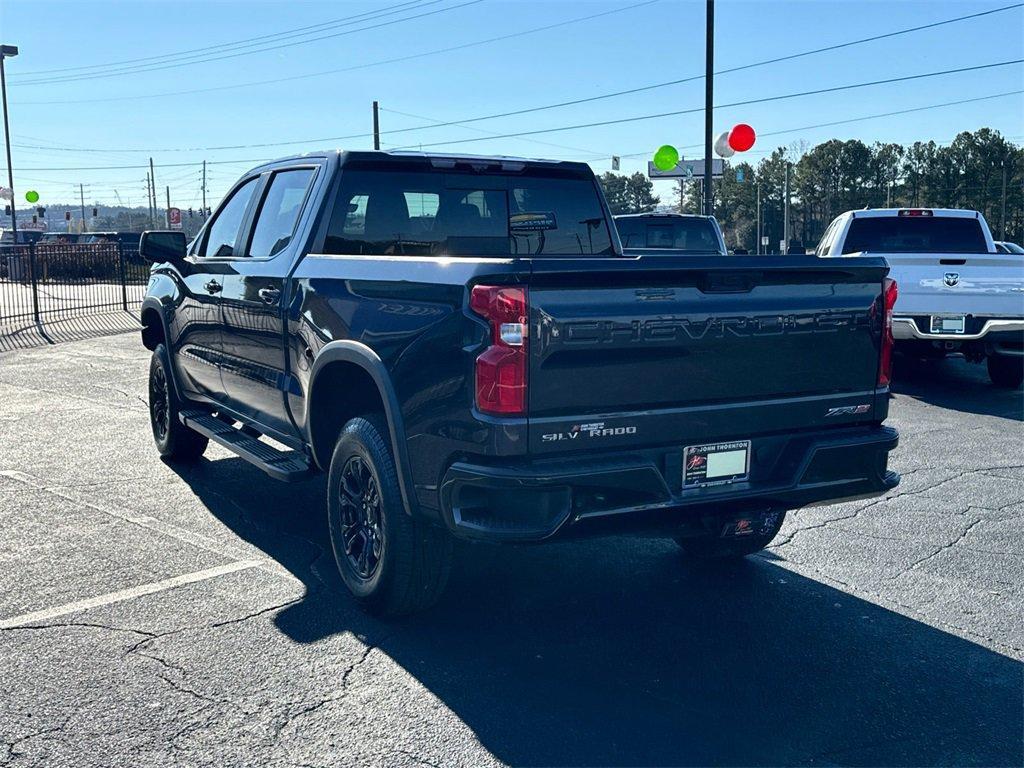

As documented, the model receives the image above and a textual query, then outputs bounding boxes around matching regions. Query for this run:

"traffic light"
[36,206,45,218]
[32,215,37,224]
[65,211,71,221]
[3,204,9,216]
[92,207,98,217]
[188,207,193,218]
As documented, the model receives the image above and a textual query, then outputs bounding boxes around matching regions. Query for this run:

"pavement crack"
[209,597,303,629]
[270,640,383,744]
[0,621,155,638]
[898,518,984,574]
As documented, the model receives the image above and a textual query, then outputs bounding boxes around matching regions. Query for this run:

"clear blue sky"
[2,0,1022,211]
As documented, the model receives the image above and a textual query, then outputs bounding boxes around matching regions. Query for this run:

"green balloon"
[653,145,679,171]
[25,190,39,203]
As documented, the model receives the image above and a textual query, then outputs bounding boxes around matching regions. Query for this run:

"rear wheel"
[148,344,208,461]
[987,354,1023,389]
[674,511,786,560]
[327,414,452,616]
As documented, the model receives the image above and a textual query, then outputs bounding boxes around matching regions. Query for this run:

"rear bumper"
[438,425,899,542]
[893,315,1024,342]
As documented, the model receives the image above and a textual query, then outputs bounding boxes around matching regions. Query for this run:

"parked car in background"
[0,228,44,245]
[137,150,900,615]
[995,240,1024,255]
[816,208,1024,388]
[39,232,82,244]
[80,231,143,250]
[614,213,727,254]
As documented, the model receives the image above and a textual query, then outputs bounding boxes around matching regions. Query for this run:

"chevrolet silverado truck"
[138,150,900,615]
[816,208,1024,388]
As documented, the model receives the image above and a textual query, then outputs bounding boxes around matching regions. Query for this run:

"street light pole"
[703,0,714,217]
[1,44,20,242]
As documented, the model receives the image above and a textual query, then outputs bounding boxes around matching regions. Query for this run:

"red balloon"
[728,124,756,152]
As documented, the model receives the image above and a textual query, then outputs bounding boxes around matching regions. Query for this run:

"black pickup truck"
[138,150,899,614]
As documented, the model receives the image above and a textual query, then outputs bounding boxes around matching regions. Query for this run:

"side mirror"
[139,230,187,263]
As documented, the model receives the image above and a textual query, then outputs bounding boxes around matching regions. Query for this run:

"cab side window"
[816,219,840,256]
[200,178,258,259]
[248,169,316,258]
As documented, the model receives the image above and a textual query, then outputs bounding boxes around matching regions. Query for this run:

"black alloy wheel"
[339,455,384,580]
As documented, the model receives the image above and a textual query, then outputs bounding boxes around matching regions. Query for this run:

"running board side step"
[179,410,313,482]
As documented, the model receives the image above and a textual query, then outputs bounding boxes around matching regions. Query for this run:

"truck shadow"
[892,356,1023,421]
[171,457,1023,766]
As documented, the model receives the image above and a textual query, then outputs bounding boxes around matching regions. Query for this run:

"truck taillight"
[878,277,898,387]
[470,284,528,415]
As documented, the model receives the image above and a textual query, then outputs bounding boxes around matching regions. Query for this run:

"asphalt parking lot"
[1,332,1021,767]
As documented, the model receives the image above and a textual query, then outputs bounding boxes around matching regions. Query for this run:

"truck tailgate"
[527,255,889,455]
[880,252,1024,316]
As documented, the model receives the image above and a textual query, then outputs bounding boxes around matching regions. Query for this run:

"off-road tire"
[327,414,452,616]
[148,343,208,461]
[673,511,787,560]
[987,354,1024,389]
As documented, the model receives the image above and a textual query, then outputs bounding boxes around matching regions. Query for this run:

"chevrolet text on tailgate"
[817,207,1024,388]
[138,150,899,615]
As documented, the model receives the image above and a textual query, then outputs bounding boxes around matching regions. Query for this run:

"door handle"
[204,280,222,294]
[258,287,281,304]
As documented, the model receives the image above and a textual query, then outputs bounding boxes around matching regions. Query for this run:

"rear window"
[615,217,721,252]
[842,216,988,254]
[323,168,613,257]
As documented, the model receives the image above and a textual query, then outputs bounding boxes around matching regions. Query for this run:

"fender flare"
[306,340,419,517]
[140,296,185,402]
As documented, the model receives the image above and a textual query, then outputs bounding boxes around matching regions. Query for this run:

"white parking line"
[0,559,265,629]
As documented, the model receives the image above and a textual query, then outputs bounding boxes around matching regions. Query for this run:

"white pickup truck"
[816,208,1024,388]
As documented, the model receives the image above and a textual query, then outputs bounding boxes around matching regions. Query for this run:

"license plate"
[683,440,750,488]
[930,315,965,334]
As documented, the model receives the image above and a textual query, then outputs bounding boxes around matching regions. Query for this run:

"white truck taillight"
[470,284,528,415]
[878,277,898,387]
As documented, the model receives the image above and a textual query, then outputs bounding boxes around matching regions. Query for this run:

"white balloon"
[714,130,735,158]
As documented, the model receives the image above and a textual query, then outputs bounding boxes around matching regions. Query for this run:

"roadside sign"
[736,168,745,182]
[760,236,769,246]
[779,240,786,253]
[648,158,724,179]
[168,207,182,229]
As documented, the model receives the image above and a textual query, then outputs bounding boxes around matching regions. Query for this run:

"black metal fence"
[0,242,149,348]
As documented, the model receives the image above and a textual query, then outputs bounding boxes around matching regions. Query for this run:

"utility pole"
[1,44,20,243]
[702,0,714,217]
[146,173,153,228]
[783,162,791,253]
[201,160,207,217]
[79,183,87,232]
[678,179,684,214]
[372,101,381,150]
[1000,159,1007,239]
[149,157,157,222]
[165,186,170,228]
[755,181,761,255]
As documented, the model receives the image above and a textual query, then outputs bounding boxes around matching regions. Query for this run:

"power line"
[389,59,1024,149]
[14,0,442,77]
[17,0,659,106]
[12,0,487,87]
[14,2,1020,153]
[7,81,1021,175]
[18,0,1024,112]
